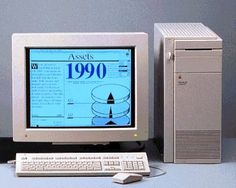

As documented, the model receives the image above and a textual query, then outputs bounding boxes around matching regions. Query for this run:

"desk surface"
[0,138,235,188]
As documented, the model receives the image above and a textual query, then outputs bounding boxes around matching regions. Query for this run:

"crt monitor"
[12,33,148,143]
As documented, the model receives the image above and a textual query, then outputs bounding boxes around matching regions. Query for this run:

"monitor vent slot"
[176,130,220,159]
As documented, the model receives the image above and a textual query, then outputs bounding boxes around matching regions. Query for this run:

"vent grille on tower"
[176,130,221,159]
[156,23,218,39]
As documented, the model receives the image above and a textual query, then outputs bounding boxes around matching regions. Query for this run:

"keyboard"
[15,152,150,176]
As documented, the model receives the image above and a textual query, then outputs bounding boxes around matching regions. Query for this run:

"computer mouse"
[112,173,143,184]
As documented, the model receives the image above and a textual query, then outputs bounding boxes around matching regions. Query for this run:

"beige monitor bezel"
[12,32,149,143]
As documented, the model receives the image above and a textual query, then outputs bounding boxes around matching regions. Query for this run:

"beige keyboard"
[15,152,150,176]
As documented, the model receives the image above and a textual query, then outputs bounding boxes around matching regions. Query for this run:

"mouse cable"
[7,160,16,166]
[147,165,167,178]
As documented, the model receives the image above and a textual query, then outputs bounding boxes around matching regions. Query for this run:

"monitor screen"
[26,48,135,128]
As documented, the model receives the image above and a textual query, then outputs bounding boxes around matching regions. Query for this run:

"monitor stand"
[0,138,145,163]
[52,142,110,145]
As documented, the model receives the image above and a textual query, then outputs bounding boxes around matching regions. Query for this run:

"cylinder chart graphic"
[91,84,130,125]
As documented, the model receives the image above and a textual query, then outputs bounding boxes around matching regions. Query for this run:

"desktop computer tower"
[154,23,222,163]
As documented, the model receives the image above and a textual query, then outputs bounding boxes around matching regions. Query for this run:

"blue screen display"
[27,48,134,128]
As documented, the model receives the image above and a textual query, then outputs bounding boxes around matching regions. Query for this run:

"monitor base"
[52,142,110,145]
[0,138,147,163]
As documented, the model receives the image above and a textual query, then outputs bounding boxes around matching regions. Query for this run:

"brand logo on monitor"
[68,54,94,61]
